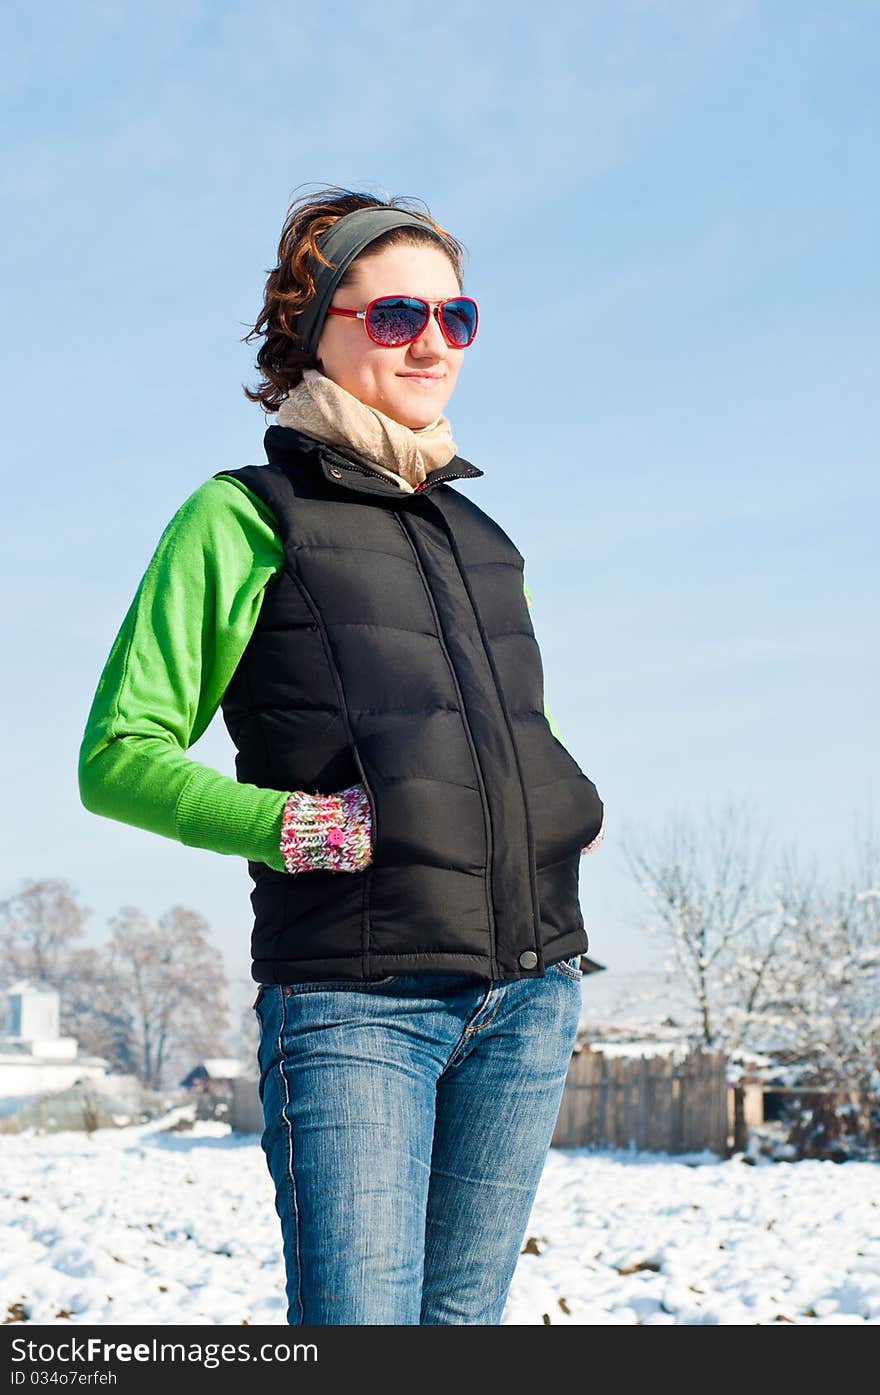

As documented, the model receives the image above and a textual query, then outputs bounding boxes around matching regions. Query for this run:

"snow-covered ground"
[2,1108,878,1325]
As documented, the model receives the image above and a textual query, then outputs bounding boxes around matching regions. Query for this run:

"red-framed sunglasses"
[325,295,479,349]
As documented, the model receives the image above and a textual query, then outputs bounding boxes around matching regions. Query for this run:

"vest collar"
[263,424,484,499]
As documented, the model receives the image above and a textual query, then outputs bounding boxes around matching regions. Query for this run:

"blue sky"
[3,1,877,1017]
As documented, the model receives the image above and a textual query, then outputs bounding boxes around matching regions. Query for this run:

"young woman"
[79,187,605,1325]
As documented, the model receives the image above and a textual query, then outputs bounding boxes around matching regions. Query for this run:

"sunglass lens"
[439,298,478,347]
[366,297,429,346]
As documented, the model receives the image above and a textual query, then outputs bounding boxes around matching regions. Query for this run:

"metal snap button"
[518,950,538,969]
[329,466,343,478]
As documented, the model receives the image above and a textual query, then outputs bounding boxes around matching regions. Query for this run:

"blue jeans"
[253,956,584,1325]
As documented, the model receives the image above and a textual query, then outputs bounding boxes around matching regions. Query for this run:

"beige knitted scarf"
[275,367,458,492]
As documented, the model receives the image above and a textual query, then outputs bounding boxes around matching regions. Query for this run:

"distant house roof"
[7,978,57,996]
[580,955,606,975]
[180,1058,244,1087]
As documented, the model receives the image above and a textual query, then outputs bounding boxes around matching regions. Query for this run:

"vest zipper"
[325,452,469,495]
[413,472,473,492]
[439,523,545,954]
[393,514,499,973]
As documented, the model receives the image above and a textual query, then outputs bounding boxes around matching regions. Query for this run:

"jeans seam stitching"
[463,1003,501,1035]
[277,987,304,1322]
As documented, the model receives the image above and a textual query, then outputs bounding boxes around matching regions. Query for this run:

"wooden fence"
[551,1046,729,1155]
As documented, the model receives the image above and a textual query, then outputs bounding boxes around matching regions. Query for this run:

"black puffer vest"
[216,425,603,986]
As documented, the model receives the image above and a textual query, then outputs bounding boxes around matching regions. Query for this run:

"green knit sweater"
[78,475,568,875]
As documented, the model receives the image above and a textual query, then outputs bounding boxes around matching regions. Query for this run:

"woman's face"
[315,242,465,429]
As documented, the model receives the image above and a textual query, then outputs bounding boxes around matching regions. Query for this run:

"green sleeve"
[523,577,568,748]
[78,476,291,872]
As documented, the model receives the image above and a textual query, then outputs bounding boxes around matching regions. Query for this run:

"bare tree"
[106,904,231,1089]
[62,942,141,1074]
[754,825,880,1099]
[0,878,91,990]
[619,798,774,1048]
[621,799,880,1120]
[710,841,825,1053]
[0,879,233,1086]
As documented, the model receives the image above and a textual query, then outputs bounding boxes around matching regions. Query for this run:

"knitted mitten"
[280,783,373,874]
[581,815,605,856]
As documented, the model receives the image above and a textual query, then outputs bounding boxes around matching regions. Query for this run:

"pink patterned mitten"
[280,783,373,874]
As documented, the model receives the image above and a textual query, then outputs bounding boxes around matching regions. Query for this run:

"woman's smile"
[316,242,462,429]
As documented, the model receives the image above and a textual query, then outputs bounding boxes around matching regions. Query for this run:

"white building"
[0,979,109,1100]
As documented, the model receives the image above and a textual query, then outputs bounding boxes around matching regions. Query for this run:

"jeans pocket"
[552,954,584,980]
[280,975,399,996]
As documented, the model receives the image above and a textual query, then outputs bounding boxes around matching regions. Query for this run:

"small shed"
[180,1058,244,1091]
[180,1058,246,1123]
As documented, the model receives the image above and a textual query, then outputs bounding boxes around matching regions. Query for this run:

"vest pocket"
[352,771,487,871]
[360,771,379,858]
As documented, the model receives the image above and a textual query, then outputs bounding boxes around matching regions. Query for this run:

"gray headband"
[294,207,444,358]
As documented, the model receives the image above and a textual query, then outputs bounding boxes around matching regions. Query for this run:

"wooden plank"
[597,1057,609,1147]
[581,1051,598,1145]
[607,1057,620,1146]
[637,1060,649,1149]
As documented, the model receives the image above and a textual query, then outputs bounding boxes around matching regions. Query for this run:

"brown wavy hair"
[242,185,468,414]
